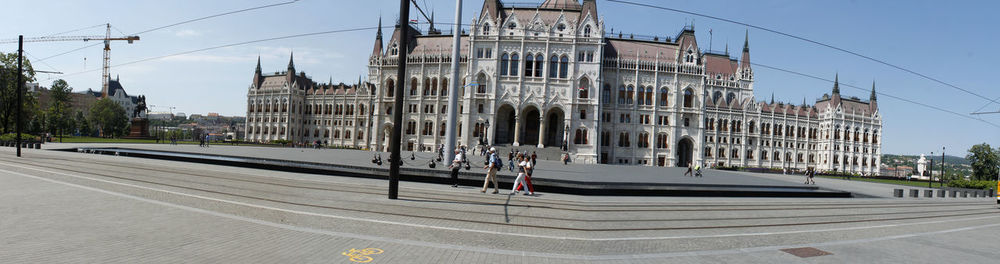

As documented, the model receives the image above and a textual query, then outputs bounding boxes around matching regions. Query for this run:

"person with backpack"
[480,147,500,194]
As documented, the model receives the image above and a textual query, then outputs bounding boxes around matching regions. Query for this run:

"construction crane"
[1,23,139,98]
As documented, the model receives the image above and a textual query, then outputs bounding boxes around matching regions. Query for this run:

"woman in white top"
[512,153,532,195]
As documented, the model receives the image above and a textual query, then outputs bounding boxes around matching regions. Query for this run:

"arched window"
[385,79,396,97]
[656,133,668,148]
[524,53,534,76]
[345,130,351,140]
[549,55,559,78]
[583,25,591,37]
[645,87,653,105]
[626,85,635,104]
[507,22,516,30]
[578,78,590,99]
[410,78,418,96]
[440,77,448,95]
[423,77,431,96]
[574,129,589,144]
[559,55,569,78]
[602,84,611,104]
[431,78,438,96]
[534,54,544,77]
[618,132,630,147]
[510,53,520,76]
[636,86,645,105]
[685,49,694,63]
[618,86,626,104]
[500,53,510,76]
[390,43,398,56]
[683,89,694,108]
[476,74,488,94]
[638,132,649,148]
[726,92,736,104]
[659,88,668,106]
[774,151,781,161]
[481,23,491,35]
[712,91,722,104]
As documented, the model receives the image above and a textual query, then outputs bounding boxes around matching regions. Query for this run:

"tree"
[88,98,128,138]
[0,52,36,134]
[75,110,90,136]
[966,143,999,181]
[45,79,74,141]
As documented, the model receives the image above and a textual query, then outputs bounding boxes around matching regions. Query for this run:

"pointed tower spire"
[832,73,840,94]
[870,80,878,112]
[739,29,752,79]
[255,56,262,73]
[429,11,436,33]
[770,93,774,104]
[802,97,807,107]
[372,17,384,58]
[287,51,295,71]
[743,29,749,52]
[870,80,877,101]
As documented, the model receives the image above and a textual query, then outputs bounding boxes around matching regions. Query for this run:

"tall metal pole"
[388,0,411,200]
[941,147,945,187]
[16,35,23,157]
[444,0,463,168]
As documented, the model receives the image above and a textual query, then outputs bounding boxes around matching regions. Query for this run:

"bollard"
[909,189,919,198]
[961,191,968,198]
[33,143,40,149]
[894,189,904,197]
[937,189,945,198]
[924,190,933,198]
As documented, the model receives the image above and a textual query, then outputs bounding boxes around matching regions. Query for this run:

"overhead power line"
[28,0,301,63]
[611,37,1000,129]
[606,0,1000,111]
[43,25,381,80]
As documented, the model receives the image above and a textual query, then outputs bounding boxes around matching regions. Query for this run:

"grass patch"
[815,175,944,188]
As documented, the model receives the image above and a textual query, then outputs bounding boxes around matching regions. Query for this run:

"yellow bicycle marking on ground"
[342,248,384,263]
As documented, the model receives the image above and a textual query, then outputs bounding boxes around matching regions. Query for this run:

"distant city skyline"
[2,0,998,155]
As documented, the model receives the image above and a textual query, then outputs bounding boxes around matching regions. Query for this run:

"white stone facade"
[244,0,882,175]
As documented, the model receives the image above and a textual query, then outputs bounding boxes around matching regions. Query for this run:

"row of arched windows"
[602,84,693,107]
[500,53,570,78]
[481,21,593,38]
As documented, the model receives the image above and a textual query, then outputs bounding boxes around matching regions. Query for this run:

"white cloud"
[175,29,202,37]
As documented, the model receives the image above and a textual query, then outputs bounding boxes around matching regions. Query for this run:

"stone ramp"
[492,145,565,161]
[53,144,852,198]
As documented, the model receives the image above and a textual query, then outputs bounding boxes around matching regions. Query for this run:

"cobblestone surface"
[0,147,998,263]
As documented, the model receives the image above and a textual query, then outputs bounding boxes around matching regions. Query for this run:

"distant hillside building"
[244,0,882,175]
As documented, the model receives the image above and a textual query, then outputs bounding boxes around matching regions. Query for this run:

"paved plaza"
[47,143,902,197]
[0,145,998,263]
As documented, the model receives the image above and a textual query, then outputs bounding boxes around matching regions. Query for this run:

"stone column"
[513,115,521,146]
[537,115,546,148]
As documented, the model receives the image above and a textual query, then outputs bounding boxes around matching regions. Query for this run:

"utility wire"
[40,23,107,38]
[752,62,1000,129]
[43,25,381,80]
[133,0,300,35]
[599,37,1000,129]
[23,50,61,73]
[32,0,301,63]
[606,0,1000,111]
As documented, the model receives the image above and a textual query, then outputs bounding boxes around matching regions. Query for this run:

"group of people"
[447,146,536,196]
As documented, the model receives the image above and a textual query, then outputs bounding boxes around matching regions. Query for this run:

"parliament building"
[245,0,883,175]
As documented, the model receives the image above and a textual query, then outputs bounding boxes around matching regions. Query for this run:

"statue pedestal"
[124,118,154,139]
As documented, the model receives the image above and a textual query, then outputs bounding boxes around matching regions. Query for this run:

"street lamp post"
[941,147,945,187]
[929,151,934,188]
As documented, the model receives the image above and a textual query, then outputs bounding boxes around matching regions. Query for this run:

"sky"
[1,0,998,156]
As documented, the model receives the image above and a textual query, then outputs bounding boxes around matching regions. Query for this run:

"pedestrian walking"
[805,169,816,184]
[512,153,528,195]
[515,155,535,195]
[450,149,463,187]
[684,162,693,176]
[531,151,537,165]
[481,147,500,194]
[562,153,570,165]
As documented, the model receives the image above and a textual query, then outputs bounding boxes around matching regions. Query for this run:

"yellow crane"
[1,23,139,98]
